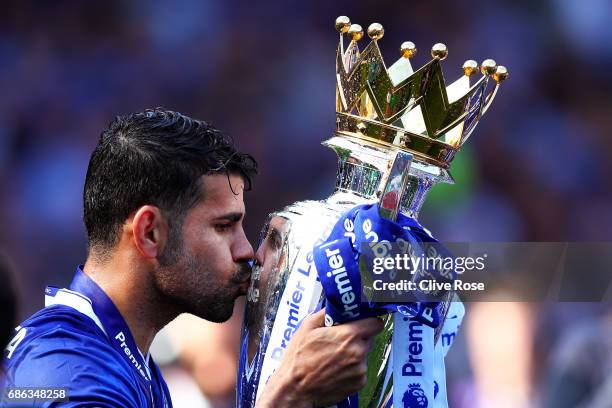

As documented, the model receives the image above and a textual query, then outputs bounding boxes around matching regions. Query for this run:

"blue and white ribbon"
[312,204,462,407]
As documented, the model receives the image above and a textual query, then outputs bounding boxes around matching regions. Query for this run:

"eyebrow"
[214,212,244,222]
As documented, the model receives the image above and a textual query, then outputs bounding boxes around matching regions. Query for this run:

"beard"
[153,225,250,323]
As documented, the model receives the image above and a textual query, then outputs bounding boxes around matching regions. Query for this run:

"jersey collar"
[46,266,151,381]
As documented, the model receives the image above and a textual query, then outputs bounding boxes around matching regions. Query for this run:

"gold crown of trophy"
[237,16,508,407]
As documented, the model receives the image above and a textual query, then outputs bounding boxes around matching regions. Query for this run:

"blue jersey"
[1,267,172,407]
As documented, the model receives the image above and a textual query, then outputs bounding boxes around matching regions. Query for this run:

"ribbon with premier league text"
[313,204,461,408]
[313,204,452,328]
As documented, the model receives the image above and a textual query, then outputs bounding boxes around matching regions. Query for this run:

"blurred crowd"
[1,0,611,407]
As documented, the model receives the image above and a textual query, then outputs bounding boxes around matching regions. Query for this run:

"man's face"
[153,173,254,323]
[245,215,289,359]
[254,216,290,291]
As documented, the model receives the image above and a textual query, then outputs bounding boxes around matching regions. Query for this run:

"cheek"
[188,232,235,279]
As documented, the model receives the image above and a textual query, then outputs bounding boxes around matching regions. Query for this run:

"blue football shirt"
[1,267,172,407]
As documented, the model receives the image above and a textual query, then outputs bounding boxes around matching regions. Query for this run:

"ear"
[130,205,168,259]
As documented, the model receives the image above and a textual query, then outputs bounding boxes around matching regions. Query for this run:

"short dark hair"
[83,108,258,251]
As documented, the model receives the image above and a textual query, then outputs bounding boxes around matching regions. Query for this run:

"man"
[1,109,383,407]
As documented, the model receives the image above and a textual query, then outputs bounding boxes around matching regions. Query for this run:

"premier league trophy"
[238,16,507,407]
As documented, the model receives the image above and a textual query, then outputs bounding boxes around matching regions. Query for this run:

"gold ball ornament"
[480,59,497,75]
[431,43,448,60]
[493,65,509,82]
[367,23,384,40]
[400,41,417,58]
[335,16,351,33]
[348,24,364,41]
[462,60,479,76]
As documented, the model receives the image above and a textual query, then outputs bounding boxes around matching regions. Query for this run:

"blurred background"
[1,0,611,407]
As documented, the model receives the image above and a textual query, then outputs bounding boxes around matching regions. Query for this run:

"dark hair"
[83,108,257,251]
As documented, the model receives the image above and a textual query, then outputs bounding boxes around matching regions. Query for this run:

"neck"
[82,251,178,355]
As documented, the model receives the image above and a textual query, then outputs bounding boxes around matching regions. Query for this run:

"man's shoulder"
[4,304,112,360]
[2,305,144,406]
[19,303,104,334]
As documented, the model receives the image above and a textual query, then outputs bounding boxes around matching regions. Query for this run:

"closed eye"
[213,212,244,233]
[214,223,233,233]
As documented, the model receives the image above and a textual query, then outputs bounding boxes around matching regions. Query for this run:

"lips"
[237,278,251,295]
[233,263,252,295]
[235,273,251,293]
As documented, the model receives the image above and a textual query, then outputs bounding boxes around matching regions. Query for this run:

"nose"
[255,242,265,266]
[233,227,255,263]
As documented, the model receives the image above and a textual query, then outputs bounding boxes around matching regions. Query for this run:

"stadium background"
[1,0,611,407]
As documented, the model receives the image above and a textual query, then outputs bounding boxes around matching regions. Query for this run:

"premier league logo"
[402,383,429,408]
